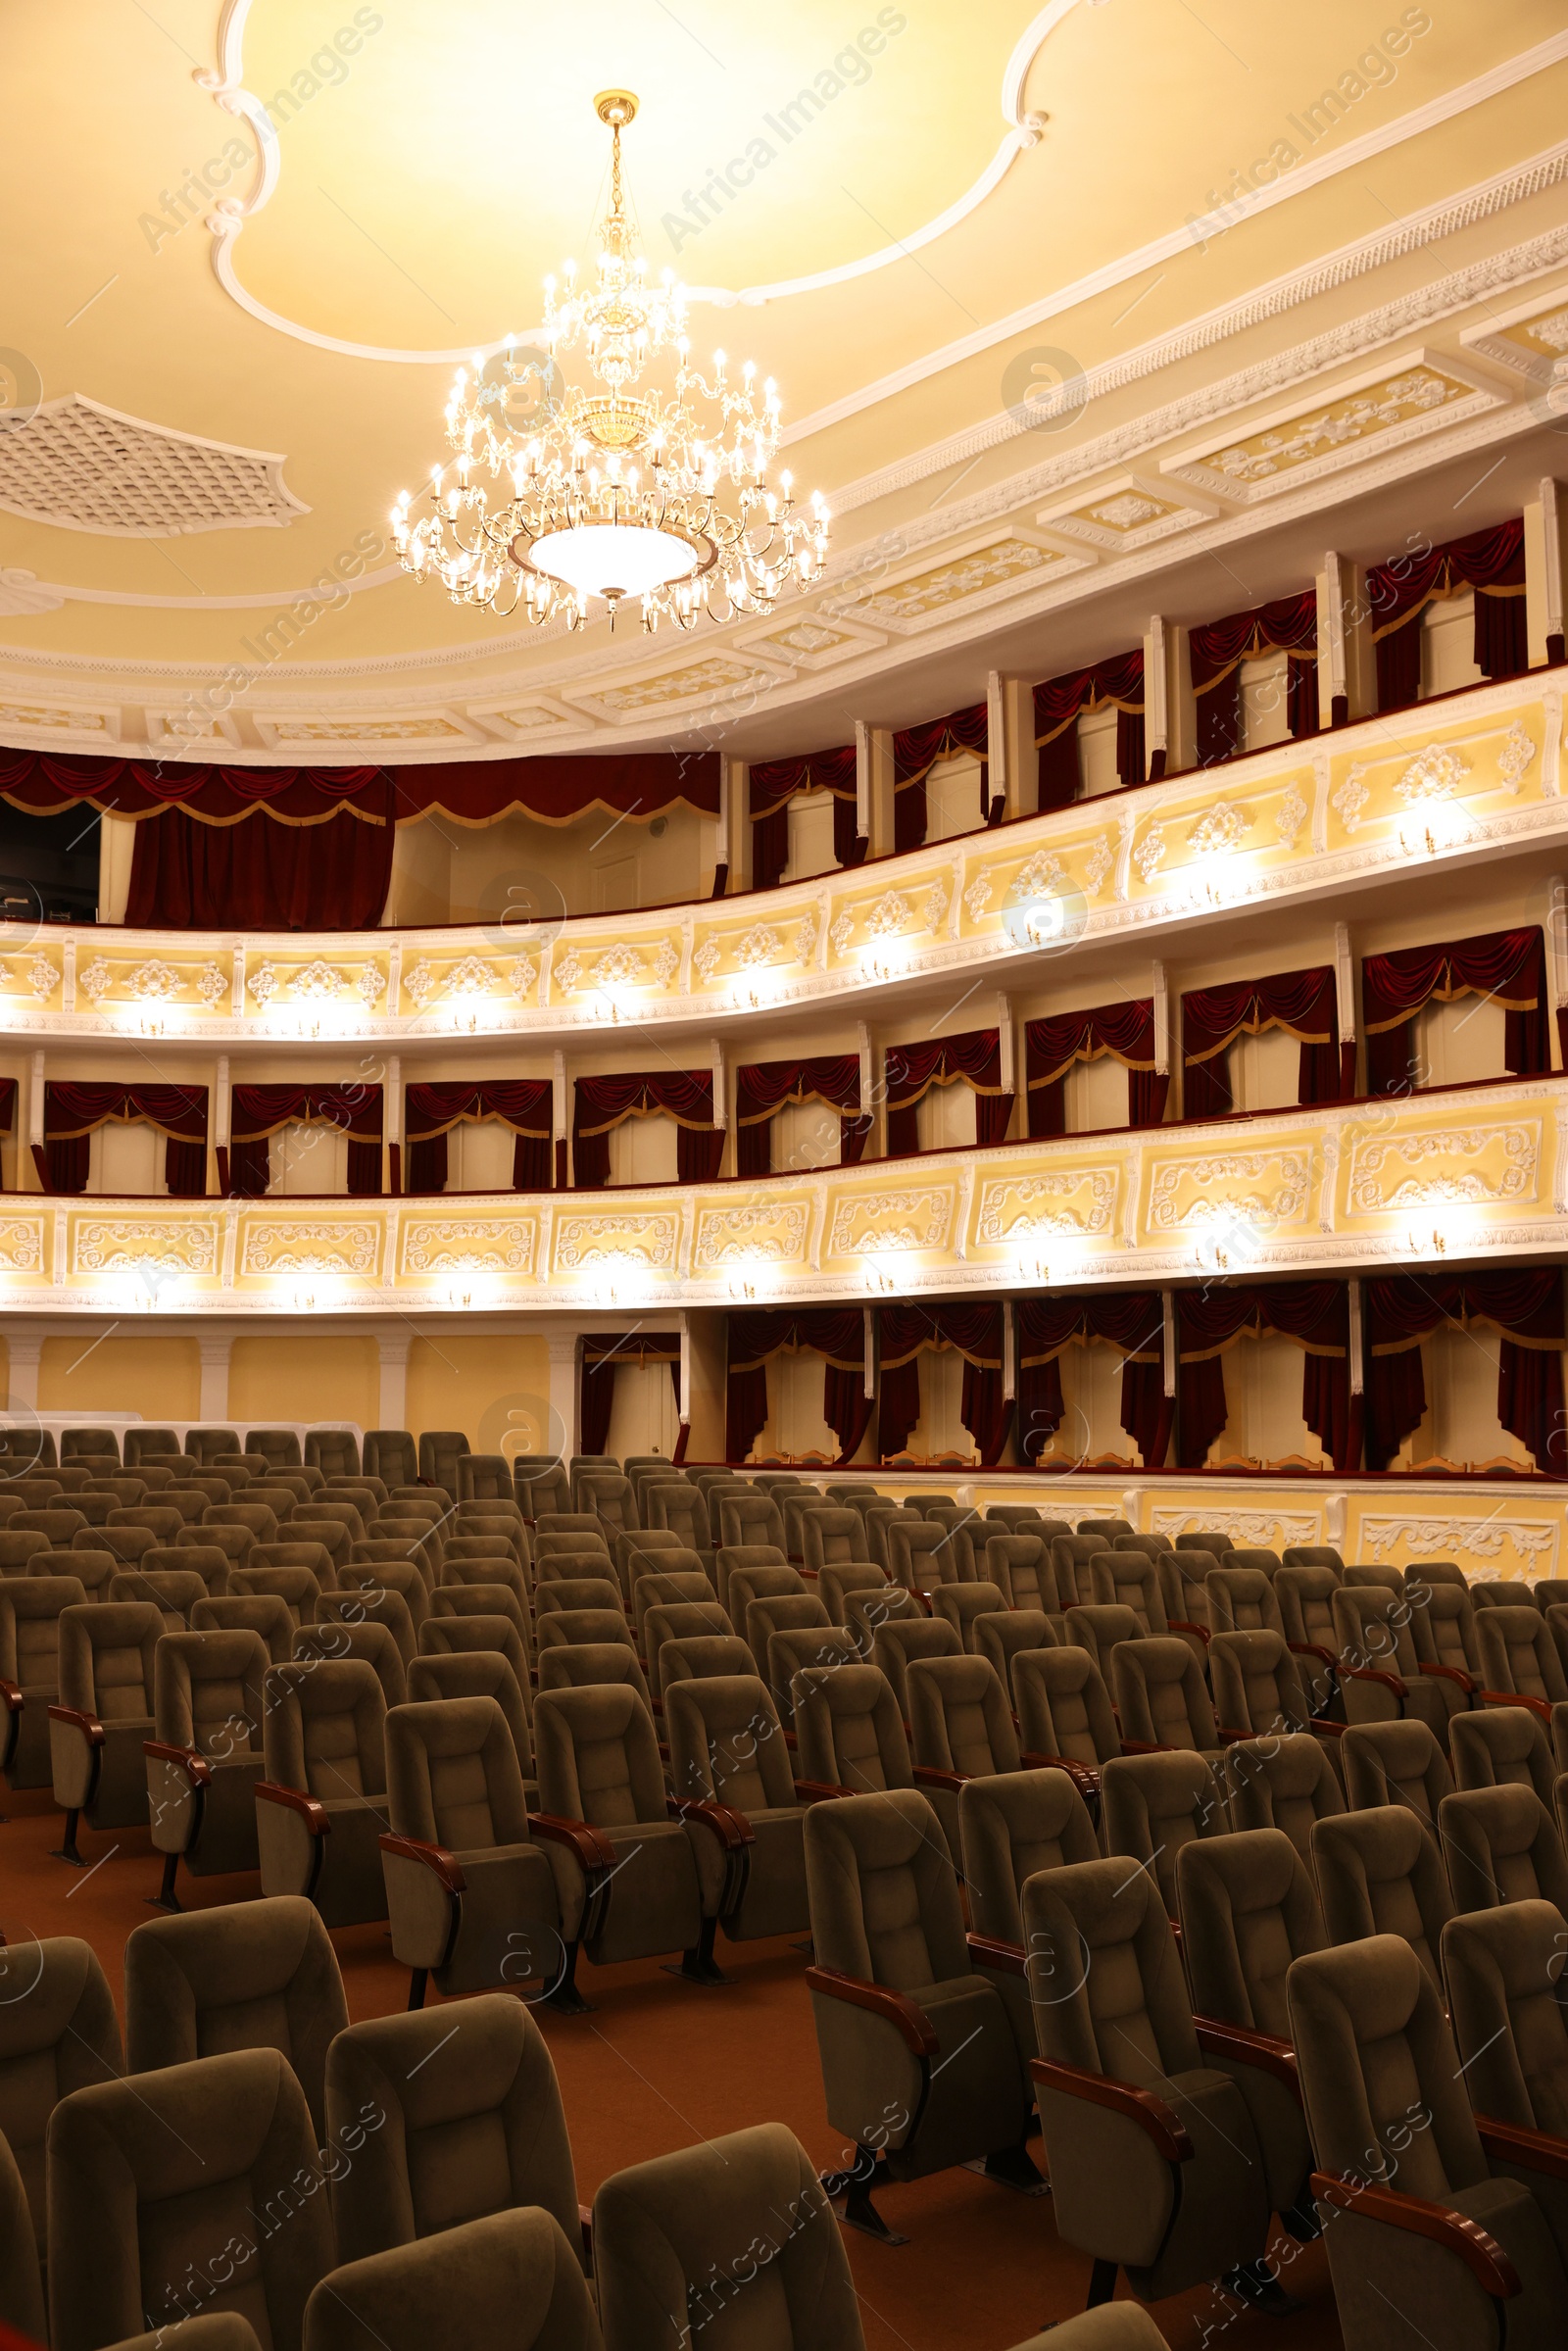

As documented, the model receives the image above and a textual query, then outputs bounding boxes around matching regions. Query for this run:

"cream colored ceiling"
[1,0,1566,754]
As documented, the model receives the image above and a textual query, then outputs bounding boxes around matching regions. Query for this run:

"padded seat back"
[1062,1603,1140,1680]
[906,1654,1020,1779]
[1089,1551,1166,1634]
[532,1682,667,1830]
[1112,1636,1219,1751]
[1477,1604,1568,1701]
[192,1593,294,1662]
[317,1587,416,1665]
[293,1620,407,1711]
[1223,1547,1283,1579]
[0,1935,122,2266]
[1022,1855,1201,2084]
[1051,1533,1102,1609]
[417,1432,469,1492]
[535,1643,654,1712]
[387,1695,529,1850]
[665,1673,796,1813]
[653,1632,755,1700]
[305,1429,360,1478]
[1415,1579,1482,1676]
[959,1767,1098,1942]
[1331,1586,1422,1683]
[408,1651,532,1773]
[805,1787,969,1989]
[716,1491,785,1552]
[1438,1783,1568,1914]
[1310,1805,1454,1995]
[1013,1646,1118,1768]
[644,1482,711,1553]
[124,1428,182,1468]
[1102,1749,1225,1920]
[886,1515,955,1594]
[1176,1827,1325,2037]
[1224,1732,1345,1870]
[1208,1629,1314,1738]
[1443,1899,1568,2136]
[793,1662,913,1794]
[230,1565,320,1627]
[801,1506,869,1572]
[871,1616,961,1719]
[1342,1720,1452,1824]
[154,1629,268,1755]
[984,1533,1054,1612]
[58,1600,160,1720]
[573,1468,636,1530]
[1204,1568,1284,1638]
[265,1659,388,1800]
[929,1581,1009,1653]
[1448,1703,1555,1803]
[457,1453,512,1503]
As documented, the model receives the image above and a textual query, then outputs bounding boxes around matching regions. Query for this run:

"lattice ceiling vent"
[0,395,307,536]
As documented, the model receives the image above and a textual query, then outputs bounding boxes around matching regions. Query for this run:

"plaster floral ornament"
[246,961,279,1006]
[290,959,343,1001]
[692,936,723,983]
[1083,835,1114,896]
[794,907,818,964]
[829,909,856,955]
[651,939,680,987]
[963,871,996,921]
[553,950,584,993]
[76,957,112,1003]
[1393,746,1469,807]
[197,962,228,1004]
[1133,823,1168,885]
[1275,784,1308,849]
[863,890,911,938]
[1496,721,1537,791]
[26,955,59,999]
[1189,803,1248,857]
[508,955,537,1000]
[357,964,389,1006]
[443,955,499,998]
[1332,767,1370,832]
[402,958,438,1008]
[922,878,949,933]
[733,922,780,969]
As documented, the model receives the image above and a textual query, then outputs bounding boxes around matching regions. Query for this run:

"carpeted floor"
[0,1788,1345,2351]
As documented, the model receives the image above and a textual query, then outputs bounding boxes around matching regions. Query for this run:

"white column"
[729,760,752,890]
[1143,616,1170,780]
[1526,479,1567,667]
[214,1055,230,1195]
[866,728,896,857]
[854,721,872,852]
[24,1049,43,1190]
[678,1316,691,1431]
[715,756,734,894]
[6,1333,41,1410]
[1165,625,1196,774]
[985,671,1006,821]
[1317,551,1350,728]
[97,815,135,924]
[1335,924,1357,1090]
[547,1333,578,1460]
[552,1051,567,1189]
[198,1335,232,1423]
[376,1332,411,1430]
[385,1055,402,1192]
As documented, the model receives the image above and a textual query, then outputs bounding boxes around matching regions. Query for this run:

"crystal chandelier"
[390,90,830,632]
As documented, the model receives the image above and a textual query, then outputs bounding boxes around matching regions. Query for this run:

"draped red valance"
[1181,966,1345,1120]
[1367,517,1527,710]
[0,747,720,830]
[126,799,395,931]
[749,743,862,890]
[1026,1001,1166,1136]
[1176,1281,1353,1472]
[42,1082,208,1199]
[581,1331,683,1459]
[571,1071,722,1189]
[1015,1293,1169,1470]
[1364,1270,1565,1474]
[1362,927,1547,1096]
[404,1079,552,1197]
[734,1055,868,1177]
[725,1306,868,1467]
[877,1302,1009,1467]
[1190,591,1319,764]
[893,703,990,854]
[885,1029,1011,1154]
[1034,651,1145,810]
[229,1084,381,1199]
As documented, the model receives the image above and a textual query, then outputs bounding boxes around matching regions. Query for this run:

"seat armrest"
[578,2204,593,2266]
[379,1831,466,1893]
[47,1703,104,1745]
[143,1739,213,1787]
[256,1781,330,1836]
[1476,2115,1568,2183]
[1118,1738,1173,1756]
[1480,1690,1552,1721]
[1170,1618,1210,1646]
[911,1764,969,1792]
[528,1812,617,1872]
[1311,2171,1519,2299]
[1020,1751,1102,1797]
[806,1965,940,2057]
[1309,1716,1346,1738]
[1216,1726,1250,1746]
[1194,2017,1301,2102]
[668,1795,755,1851]
[792,1777,849,1801]
[0,1679,22,1713]
[1288,1641,1338,1669]
[1421,1662,1476,1693]
[967,1933,1026,1977]
[1344,1666,1408,1699]
[1030,2058,1192,2163]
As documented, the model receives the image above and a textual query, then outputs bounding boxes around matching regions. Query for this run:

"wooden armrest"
[1170,1619,1210,1646]
[379,1831,466,1893]
[668,1796,755,1851]
[0,1679,22,1712]
[1476,2115,1568,2183]
[806,1965,939,2057]
[1480,1690,1552,1721]
[1020,1751,1102,1796]
[911,1764,969,1792]
[1309,1715,1346,1738]
[1030,2057,1192,2163]
[1194,2017,1301,2101]
[578,2203,593,2263]
[1216,1726,1250,1746]
[793,1777,849,1801]
[1344,1665,1407,1695]
[1289,1641,1338,1669]
[528,1812,617,1872]
[1421,1663,1476,1692]
[1311,2171,1519,2299]
[967,1933,1026,1977]
[1118,1738,1173,1756]
[256,1781,330,1834]
[47,1703,104,1745]
[143,1739,213,1787]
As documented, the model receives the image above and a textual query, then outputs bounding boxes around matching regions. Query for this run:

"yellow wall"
[406,1333,552,1453]
[38,1335,200,1418]
[228,1336,380,1432]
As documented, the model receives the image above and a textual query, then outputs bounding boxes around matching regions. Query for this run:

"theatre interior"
[5,5,1568,2348]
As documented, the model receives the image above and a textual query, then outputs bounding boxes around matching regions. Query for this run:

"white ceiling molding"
[782,37,1568,446]
[0,395,308,536]
[821,143,1568,509]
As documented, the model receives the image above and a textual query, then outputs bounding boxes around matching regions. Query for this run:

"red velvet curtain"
[1175,1282,1353,1472]
[735,1055,866,1177]
[885,1030,1011,1156]
[1190,592,1319,765]
[229,1085,381,1197]
[581,1333,680,1458]
[893,704,990,854]
[403,1081,553,1195]
[749,745,861,890]
[1181,966,1341,1120]
[1016,1294,1170,1469]
[1034,652,1145,811]
[725,1308,867,1465]
[1364,1271,1565,1473]
[43,1082,208,1197]
[572,1071,721,1189]
[877,1303,1008,1465]
[1026,1000,1166,1136]
[1368,518,1527,712]
[126,794,397,930]
[1362,928,1547,1097]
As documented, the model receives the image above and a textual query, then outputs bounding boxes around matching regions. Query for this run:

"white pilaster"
[6,1333,41,1410]
[376,1332,411,1430]
[547,1333,579,1459]
[198,1334,232,1422]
